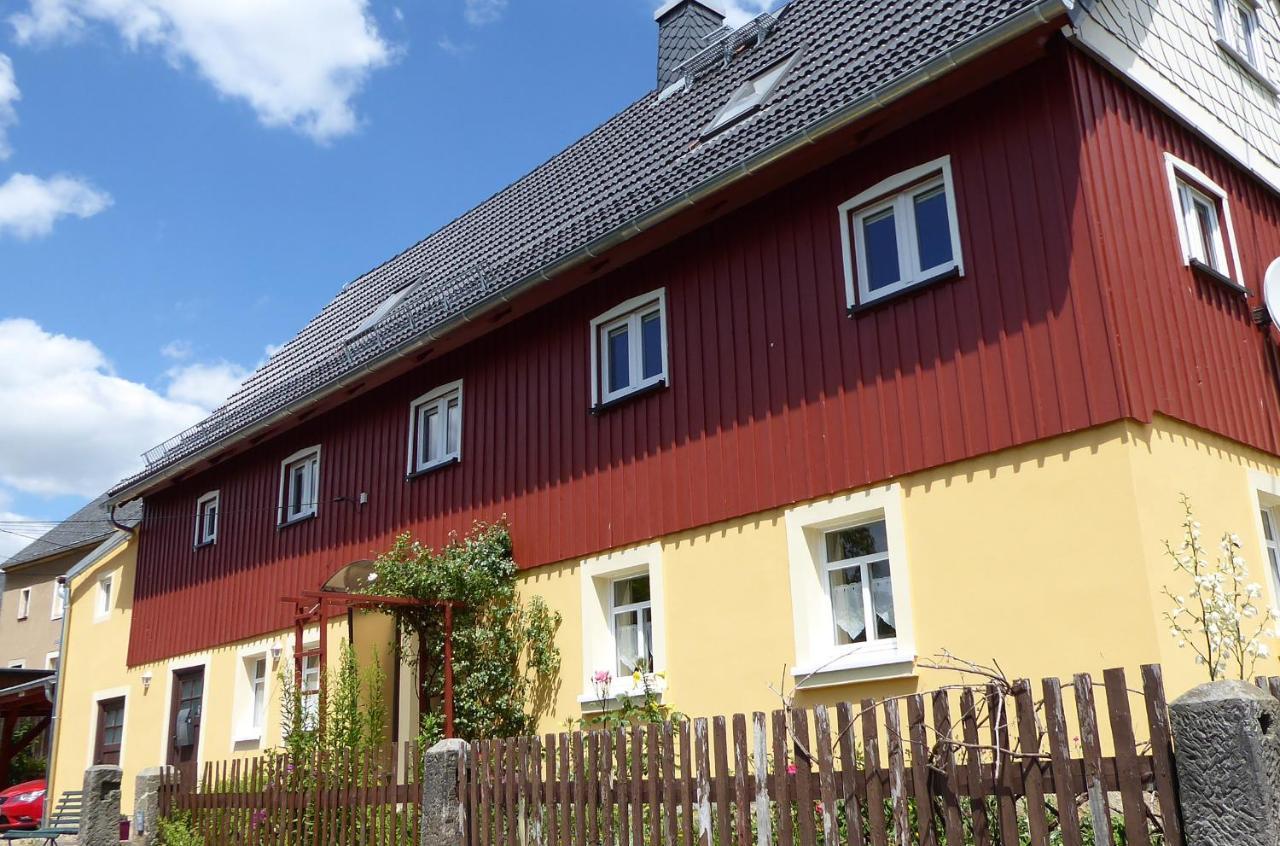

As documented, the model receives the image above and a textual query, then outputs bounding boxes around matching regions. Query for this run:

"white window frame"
[784,485,915,688]
[232,650,270,744]
[194,490,220,546]
[7,660,25,669]
[609,574,654,679]
[578,542,667,707]
[45,651,59,670]
[406,380,464,475]
[301,652,322,730]
[95,573,114,622]
[1249,468,1280,612]
[1214,0,1273,84]
[278,446,321,526]
[16,587,30,621]
[50,581,65,621]
[839,156,965,308]
[1164,153,1245,286]
[702,52,800,136]
[589,289,670,408]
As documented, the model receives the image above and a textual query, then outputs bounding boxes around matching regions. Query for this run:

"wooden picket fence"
[159,741,422,845]
[465,665,1198,846]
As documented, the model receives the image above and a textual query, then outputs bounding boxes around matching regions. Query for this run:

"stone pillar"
[130,766,173,846]
[421,738,470,846]
[82,765,124,846]
[1170,680,1280,846]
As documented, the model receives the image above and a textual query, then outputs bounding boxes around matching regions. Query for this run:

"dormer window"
[279,447,321,526]
[346,282,416,342]
[407,381,463,476]
[1215,0,1267,76]
[702,53,798,136]
[194,490,219,547]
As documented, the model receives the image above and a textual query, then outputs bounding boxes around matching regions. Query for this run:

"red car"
[0,779,46,832]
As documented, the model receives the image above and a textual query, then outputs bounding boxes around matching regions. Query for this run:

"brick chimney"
[655,0,726,89]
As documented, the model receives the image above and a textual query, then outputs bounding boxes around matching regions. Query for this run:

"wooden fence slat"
[615,727,630,846]
[712,716,732,846]
[574,731,588,846]
[1013,679,1051,846]
[559,733,572,846]
[1043,678,1084,846]
[630,726,644,846]
[680,721,695,846]
[958,689,992,846]
[586,733,599,846]
[648,724,661,846]
[905,695,936,846]
[544,734,557,846]
[663,722,680,846]
[694,718,712,846]
[600,730,614,846]
[770,710,795,846]
[792,708,818,846]
[531,735,544,846]
[987,685,1020,845]
[1141,664,1185,846]
[733,715,751,846]
[931,690,966,846]
[861,700,888,846]
[881,700,910,846]
[814,706,842,846]
[1103,668,1150,843]
[1073,674,1114,845]
[836,701,866,846]
[752,712,772,846]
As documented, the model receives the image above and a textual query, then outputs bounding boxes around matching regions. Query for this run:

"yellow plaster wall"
[522,415,1280,735]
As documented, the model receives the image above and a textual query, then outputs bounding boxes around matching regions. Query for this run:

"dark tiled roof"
[117,0,1057,495]
[2,495,142,570]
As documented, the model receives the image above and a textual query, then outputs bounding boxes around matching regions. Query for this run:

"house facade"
[44,0,1280,819]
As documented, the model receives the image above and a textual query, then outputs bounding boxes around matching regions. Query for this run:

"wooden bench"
[1,790,81,845]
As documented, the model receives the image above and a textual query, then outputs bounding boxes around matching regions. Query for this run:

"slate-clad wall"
[126,48,1280,666]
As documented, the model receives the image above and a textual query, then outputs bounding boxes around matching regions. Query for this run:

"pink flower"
[251,810,268,829]
[815,801,825,816]
[786,764,798,775]
[592,670,612,685]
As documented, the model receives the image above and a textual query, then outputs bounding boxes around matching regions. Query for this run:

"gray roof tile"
[2,495,141,570]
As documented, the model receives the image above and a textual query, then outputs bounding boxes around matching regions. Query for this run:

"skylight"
[702,52,797,136]
[346,283,416,342]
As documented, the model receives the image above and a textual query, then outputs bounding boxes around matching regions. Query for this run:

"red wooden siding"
[127,47,1280,665]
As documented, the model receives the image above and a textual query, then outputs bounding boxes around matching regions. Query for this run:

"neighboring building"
[0,496,140,672]
[43,0,1280,818]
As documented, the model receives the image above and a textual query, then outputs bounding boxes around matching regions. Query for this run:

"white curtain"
[616,623,642,673]
[832,582,866,642]
[871,569,896,634]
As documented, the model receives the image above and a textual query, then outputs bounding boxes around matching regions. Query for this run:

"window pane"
[914,186,954,272]
[292,465,306,514]
[1263,509,1274,542]
[607,325,630,393]
[860,208,901,291]
[641,311,663,380]
[613,575,651,606]
[1192,198,1220,270]
[446,396,461,456]
[870,560,897,640]
[825,521,888,562]
[614,609,650,676]
[829,565,866,645]
[425,407,441,463]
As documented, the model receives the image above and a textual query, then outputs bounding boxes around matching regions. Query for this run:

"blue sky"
[0,0,775,558]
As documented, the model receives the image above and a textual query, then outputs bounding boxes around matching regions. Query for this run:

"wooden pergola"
[282,560,463,739]
[0,671,54,789]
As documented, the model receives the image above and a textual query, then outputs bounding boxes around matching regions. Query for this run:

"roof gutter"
[109,0,1070,504]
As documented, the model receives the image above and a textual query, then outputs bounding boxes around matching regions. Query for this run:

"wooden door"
[94,697,125,765]
[166,667,204,782]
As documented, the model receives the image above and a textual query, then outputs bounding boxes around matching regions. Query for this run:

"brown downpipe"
[109,502,136,535]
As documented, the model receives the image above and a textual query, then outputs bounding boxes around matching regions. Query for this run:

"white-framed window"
[703,52,799,136]
[1261,506,1280,603]
[784,485,915,688]
[589,289,670,408]
[194,490,219,546]
[1164,153,1245,286]
[45,652,59,671]
[578,542,667,706]
[1215,0,1270,79]
[16,587,31,621]
[346,282,417,342]
[7,660,25,669]
[300,654,321,729]
[232,654,269,742]
[407,380,463,475]
[610,575,654,678]
[278,447,321,525]
[95,574,114,622]
[839,156,964,308]
[50,581,65,620]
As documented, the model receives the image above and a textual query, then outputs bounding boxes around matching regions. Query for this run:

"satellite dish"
[321,559,378,593]
[1265,257,1280,328]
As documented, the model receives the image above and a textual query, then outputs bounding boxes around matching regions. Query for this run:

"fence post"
[421,738,470,846]
[81,765,124,846]
[1170,680,1280,846]
[130,766,173,845]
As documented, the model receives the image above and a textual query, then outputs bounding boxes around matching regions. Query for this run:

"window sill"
[848,266,961,315]
[791,645,916,689]
[406,455,460,481]
[577,676,668,711]
[591,379,667,415]
[231,729,263,744]
[193,539,216,550]
[1190,258,1250,296]
[277,512,317,531]
[1215,39,1280,96]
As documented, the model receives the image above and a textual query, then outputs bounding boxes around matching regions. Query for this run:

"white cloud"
[0,55,19,161]
[9,0,394,143]
[0,318,244,497]
[165,360,247,409]
[0,172,111,239]
[160,339,193,360]
[464,0,507,26]
[436,35,472,57]
[0,492,40,562]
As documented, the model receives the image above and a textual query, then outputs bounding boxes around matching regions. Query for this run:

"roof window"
[702,52,797,137]
[346,282,416,342]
